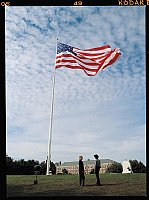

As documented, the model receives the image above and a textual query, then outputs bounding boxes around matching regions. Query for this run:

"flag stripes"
[55,42,121,76]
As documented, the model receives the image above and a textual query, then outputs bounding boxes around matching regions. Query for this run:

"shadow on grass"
[84,184,100,187]
[79,185,93,187]
[84,183,119,187]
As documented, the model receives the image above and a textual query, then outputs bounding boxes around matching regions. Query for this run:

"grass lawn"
[7,173,146,197]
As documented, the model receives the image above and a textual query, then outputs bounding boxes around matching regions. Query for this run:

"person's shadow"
[84,184,102,187]
[84,183,118,187]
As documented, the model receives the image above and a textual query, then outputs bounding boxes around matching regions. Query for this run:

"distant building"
[55,159,117,174]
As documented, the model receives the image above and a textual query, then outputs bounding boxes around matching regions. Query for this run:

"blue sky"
[6,6,146,165]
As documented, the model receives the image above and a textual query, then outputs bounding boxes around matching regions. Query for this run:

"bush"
[90,169,95,174]
[107,163,123,173]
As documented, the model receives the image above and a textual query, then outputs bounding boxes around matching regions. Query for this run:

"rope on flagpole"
[46,38,58,175]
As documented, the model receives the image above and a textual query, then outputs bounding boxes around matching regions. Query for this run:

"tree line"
[105,160,146,173]
[6,155,56,175]
[6,155,146,175]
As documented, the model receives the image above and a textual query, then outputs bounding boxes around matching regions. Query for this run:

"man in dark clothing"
[94,154,102,186]
[79,156,85,187]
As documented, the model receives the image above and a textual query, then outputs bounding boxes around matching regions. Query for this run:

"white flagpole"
[46,38,58,175]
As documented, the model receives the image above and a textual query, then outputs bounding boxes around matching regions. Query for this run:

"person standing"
[79,155,85,187]
[94,154,102,186]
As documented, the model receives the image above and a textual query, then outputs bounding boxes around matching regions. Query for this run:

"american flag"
[55,42,121,76]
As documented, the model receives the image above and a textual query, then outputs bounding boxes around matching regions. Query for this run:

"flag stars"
[57,42,74,54]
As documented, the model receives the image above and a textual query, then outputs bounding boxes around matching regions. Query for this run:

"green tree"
[129,160,146,173]
[107,163,123,173]
[40,161,46,174]
[138,161,146,173]
[6,155,40,175]
[25,159,39,174]
[6,155,13,166]
[6,155,14,174]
